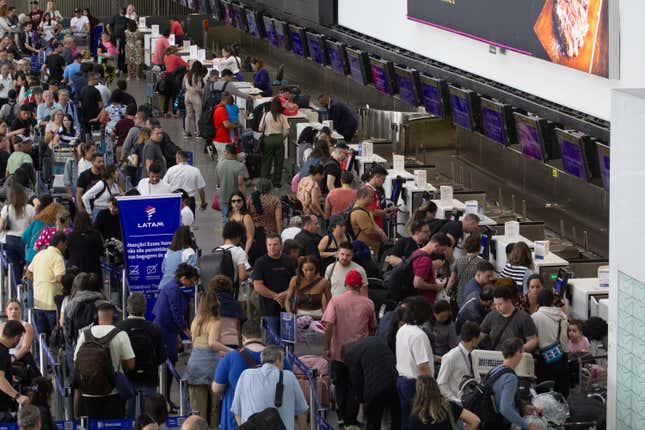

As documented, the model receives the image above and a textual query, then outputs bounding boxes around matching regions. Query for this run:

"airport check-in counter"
[569,278,609,321]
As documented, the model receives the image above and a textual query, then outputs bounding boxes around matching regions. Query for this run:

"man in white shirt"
[69,8,89,35]
[395,297,434,429]
[324,241,368,296]
[0,64,12,103]
[437,321,480,402]
[280,216,302,242]
[74,302,135,419]
[136,162,172,196]
[163,150,207,212]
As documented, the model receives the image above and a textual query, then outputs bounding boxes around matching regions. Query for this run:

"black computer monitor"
[345,47,370,85]
[306,32,326,66]
[369,56,397,96]
[273,19,291,50]
[419,74,448,119]
[245,8,264,39]
[209,0,222,20]
[555,128,596,182]
[480,98,515,146]
[325,39,348,75]
[263,16,279,48]
[231,3,247,33]
[596,142,610,190]
[394,66,421,106]
[513,112,557,162]
[449,85,481,131]
[288,24,308,57]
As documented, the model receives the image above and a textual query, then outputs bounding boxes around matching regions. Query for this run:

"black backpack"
[122,324,157,382]
[160,135,180,168]
[200,246,236,288]
[198,81,228,141]
[74,328,120,396]
[461,366,515,429]
[345,205,370,240]
[385,251,429,301]
[428,218,450,236]
[64,298,101,344]
[239,408,286,430]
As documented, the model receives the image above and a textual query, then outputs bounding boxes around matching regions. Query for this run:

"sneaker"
[206,144,215,160]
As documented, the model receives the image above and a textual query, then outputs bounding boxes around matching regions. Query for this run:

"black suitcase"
[566,393,606,430]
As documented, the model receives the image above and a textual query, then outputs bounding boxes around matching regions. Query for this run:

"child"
[568,319,591,354]
[225,98,240,143]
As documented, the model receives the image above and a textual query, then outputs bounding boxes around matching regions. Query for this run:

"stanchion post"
[52,363,64,419]
[158,364,166,395]
[64,385,72,421]
[194,285,199,317]
[309,369,317,430]
[0,260,5,312]
[80,416,88,430]
[38,333,46,374]
[135,390,142,417]
[122,268,127,320]
[179,379,187,417]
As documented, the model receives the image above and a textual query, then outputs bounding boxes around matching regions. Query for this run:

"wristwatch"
[13,392,19,400]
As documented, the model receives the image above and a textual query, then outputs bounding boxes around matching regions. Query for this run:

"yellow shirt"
[28,246,65,311]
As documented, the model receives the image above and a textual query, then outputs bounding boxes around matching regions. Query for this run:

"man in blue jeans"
[253,234,295,344]
[26,232,67,339]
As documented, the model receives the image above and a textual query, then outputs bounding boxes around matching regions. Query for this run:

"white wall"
[338,0,645,121]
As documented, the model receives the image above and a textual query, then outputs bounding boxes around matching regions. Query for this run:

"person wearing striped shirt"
[500,241,534,295]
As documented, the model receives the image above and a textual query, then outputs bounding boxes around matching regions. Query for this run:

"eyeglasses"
[231,199,243,203]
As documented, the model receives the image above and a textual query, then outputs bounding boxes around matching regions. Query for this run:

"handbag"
[211,195,221,211]
[2,207,11,232]
[114,371,135,401]
[540,320,565,364]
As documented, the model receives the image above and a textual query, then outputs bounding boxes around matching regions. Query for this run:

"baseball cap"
[320,126,332,135]
[225,143,237,154]
[345,269,363,288]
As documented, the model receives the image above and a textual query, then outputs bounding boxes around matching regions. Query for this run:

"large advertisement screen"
[407,0,610,77]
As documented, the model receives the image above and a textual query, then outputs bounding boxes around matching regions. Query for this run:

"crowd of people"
[0,4,606,430]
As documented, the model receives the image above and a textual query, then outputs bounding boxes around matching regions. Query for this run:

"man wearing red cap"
[322,269,376,428]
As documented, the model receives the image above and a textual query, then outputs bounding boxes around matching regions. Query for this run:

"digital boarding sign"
[273,19,291,51]
[209,0,222,20]
[555,128,595,181]
[513,112,549,162]
[221,1,234,27]
[407,0,615,78]
[420,74,448,119]
[369,56,397,96]
[394,66,421,106]
[245,8,264,39]
[346,47,370,85]
[263,16,279,48]
[480,98,515,146]
[325,40,348,76]
[306,32,326,66]
[288,24,308,58]
[596,142,610,190]
[231,3,247,33]
[448,85,480,131]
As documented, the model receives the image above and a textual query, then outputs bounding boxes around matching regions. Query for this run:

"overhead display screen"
[326,40,347,75]
[394,66,420,106]
[263,16,279,48]
[407,0,611,77]
[596,143,610,190]
[307,33,326,66]
[420,75,446,118]
[514,113,545,161]
[369,57,395,95]
[482,105,505,145]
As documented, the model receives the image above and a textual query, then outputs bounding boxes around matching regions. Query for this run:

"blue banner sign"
[117,194,181,319]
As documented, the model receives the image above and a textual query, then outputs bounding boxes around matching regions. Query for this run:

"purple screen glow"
[263,18,278,47]
[396,73,417,106]
[560,139,587,180]
[597,147,610,189]
[308,38,324,65]
[370,63,390,94]
[275,23,288,50]
[422,83,442,117]
[482,106,505,145]
[451,94,472,130]
[516,120,544,161]
[327,45,345,75]
[291,31,305,56]
[246,11,259,38]
[224,5,233,26]
[348,54,365,85]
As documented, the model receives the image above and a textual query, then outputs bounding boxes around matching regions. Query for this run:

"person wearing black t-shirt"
[438,213,480,249]
[44,43,66,83]
[385,222,431,267]
[252,234,295,344]
[79,72,104,134]
[76,153,104,213]
[94,196,122,241]
[10,106,36,136]
[0,320,29,419]
[111,80,136,110]
[293,215,322,260]
[321,143,348,195]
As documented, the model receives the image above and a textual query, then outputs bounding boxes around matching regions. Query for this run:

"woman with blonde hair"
[21,201,66,265]
[409,375,480,430]
[184,289,232,426]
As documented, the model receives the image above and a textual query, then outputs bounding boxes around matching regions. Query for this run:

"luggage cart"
[72,32,90,51]
[51,146,76,194]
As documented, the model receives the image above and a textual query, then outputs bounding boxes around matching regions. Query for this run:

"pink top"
[219,316,239,347]
[152,37,170,65]
[102,41,118,56]
[411,249,437,304]
[568,336,591,354]
[322,290,376,362]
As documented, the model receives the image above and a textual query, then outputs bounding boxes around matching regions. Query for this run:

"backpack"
[199,246,236,289]
[239,408,286,430]
[3,102,18,126]
[198,81,228,141]
[122,324,157,382]
[74,327,121,396]
[428,218,450,236]
[385,251,430,301]
[345,205,371,240]
[160,135,180,168]
[64,298,101,344]
[461,366,515,429]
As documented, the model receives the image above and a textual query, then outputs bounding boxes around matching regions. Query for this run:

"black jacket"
[115,317,167,386]
[294,229,322,260]
[342,336,397,404]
